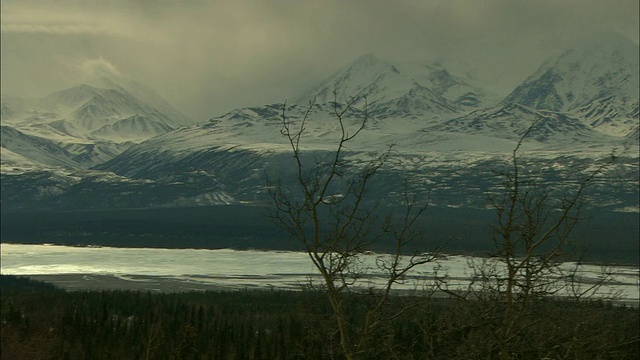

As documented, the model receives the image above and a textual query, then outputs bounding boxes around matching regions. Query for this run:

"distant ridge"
[1,35,638,212]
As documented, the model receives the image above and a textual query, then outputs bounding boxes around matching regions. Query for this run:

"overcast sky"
[1,0,638,121]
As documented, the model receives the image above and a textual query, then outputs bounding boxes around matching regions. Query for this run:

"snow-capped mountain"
[87,76,192,128]
[503,33,639,137]
[2,37,638,213]
[298,54,494,119]
[1,77,193,169]
[37,82,187,134]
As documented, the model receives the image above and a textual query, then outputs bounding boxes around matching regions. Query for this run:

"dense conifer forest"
[1,275,638,359]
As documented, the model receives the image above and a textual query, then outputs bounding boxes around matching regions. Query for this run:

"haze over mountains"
[1,76,192,168]
[1,35,638,213]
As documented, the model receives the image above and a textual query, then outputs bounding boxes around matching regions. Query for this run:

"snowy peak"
[88,76,192,127]
[41,84,167,132]
[32,76,192,133]
[397,61,491,109]
[299,53,406,104]
[0,77,194,169]
[68,87,148,130]
[503,34,639,136]
[298,54,493,119]
[8,78,192,141]
[40,84,108,111]
[505,38,638,110]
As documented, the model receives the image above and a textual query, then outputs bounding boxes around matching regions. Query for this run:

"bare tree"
[268,91,436,359]
[474,122,619,359]
[410,121,618,356]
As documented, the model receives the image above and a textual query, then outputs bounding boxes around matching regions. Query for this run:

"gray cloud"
[1,0,638,121]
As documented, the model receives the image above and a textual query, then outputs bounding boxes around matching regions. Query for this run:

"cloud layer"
[1,0,638,120]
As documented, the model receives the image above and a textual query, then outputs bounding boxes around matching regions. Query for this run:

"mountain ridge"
[1,77,194,168]
[503,33,639,136]
[2,38,638,212]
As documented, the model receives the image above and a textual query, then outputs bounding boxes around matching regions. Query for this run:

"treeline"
[1,275,638,359]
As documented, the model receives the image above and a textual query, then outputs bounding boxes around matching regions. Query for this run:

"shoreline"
[24,273,243,292]
[14,273,640,308]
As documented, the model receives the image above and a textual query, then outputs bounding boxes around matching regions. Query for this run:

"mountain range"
[1,34,638,214]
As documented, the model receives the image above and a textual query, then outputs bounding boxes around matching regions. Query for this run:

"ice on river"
[1,243,638,303]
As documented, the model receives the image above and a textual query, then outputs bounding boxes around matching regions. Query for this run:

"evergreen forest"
[1,275,638,359]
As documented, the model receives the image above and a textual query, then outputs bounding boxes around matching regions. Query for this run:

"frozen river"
[1,243,638,303]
